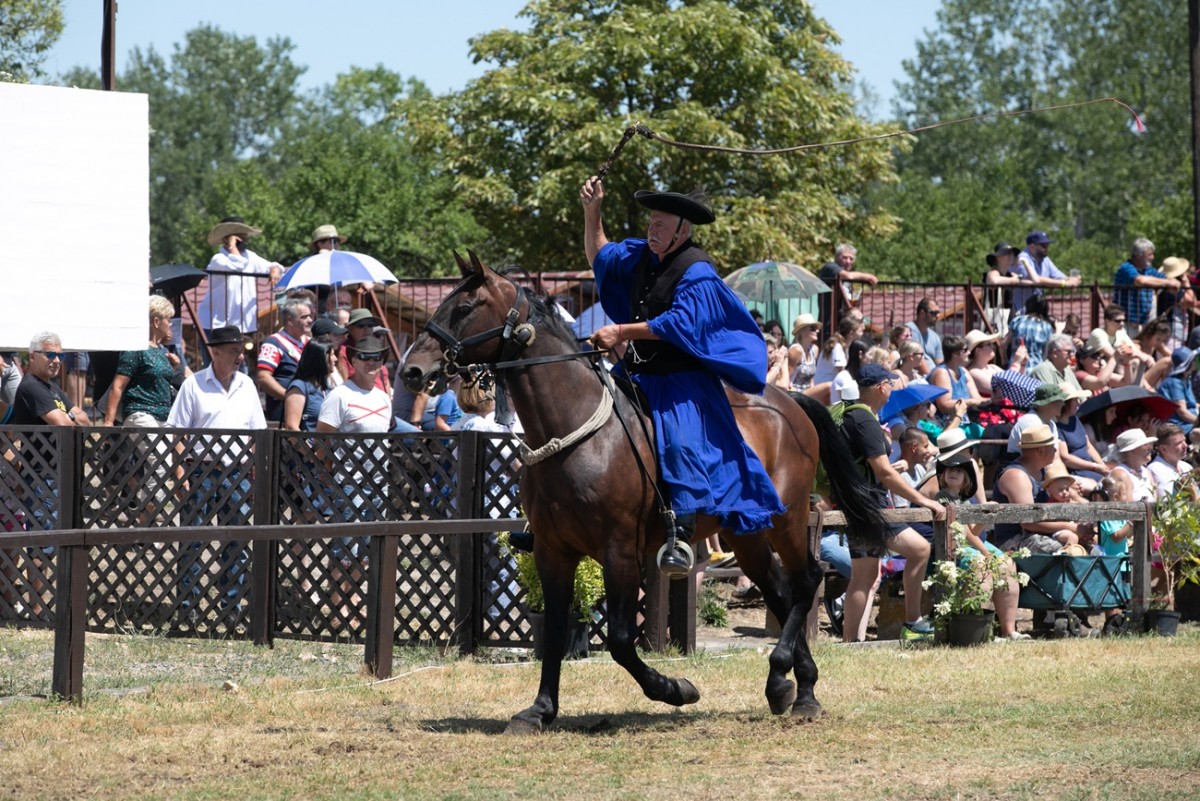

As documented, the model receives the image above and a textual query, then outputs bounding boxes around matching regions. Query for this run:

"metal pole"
[101,0,117,91]
[1190,0,1200,264]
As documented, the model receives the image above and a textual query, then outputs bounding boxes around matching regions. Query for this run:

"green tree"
[413,0,901,273]
[0,0,63,82]
[863,0,1193,283]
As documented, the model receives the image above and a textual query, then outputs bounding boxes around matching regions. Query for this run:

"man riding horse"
[581,175,785,576]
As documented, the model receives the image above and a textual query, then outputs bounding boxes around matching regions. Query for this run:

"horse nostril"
[401,365,425,391]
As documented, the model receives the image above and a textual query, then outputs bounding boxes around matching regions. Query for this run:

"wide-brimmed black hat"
[633,189,715,225]
[985,241,1020,267]
[207,326,248,346]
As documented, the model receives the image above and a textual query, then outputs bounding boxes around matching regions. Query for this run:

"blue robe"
[594,239,785,534]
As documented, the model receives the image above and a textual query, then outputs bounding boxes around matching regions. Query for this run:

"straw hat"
[206,216,261,247]
[964,329,1001,354]
[1042,462,1076,486]
[310,224,348,247]
[791,313,820,338]
[1019,423,1056,449]
[1161,256,1191,279]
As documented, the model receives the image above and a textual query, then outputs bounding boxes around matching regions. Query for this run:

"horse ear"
[453,250,471,278]
[467,250,490,277]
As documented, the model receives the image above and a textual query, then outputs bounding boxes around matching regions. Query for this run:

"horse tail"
[791,392,889,554]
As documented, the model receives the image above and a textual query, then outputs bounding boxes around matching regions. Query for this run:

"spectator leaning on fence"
[817,242,877,338]
[166,325,266,621]
[1012,230,1079,313]
[992,423,1081,554]
[1113,237,1180,332]
[196,217,283,349]
[1163,285,1196,353]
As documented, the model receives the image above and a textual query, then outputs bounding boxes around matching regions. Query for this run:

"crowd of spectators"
[4,225,1198,639]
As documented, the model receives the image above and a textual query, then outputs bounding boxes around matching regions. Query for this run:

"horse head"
[401,250,527,393]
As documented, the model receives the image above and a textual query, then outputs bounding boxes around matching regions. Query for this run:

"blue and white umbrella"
[277,250,397,289]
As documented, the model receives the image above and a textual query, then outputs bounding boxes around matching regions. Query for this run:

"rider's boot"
[657,511,696,578]
[508,526,534,553]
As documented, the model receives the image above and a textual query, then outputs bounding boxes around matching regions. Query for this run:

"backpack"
[814,401,874,498]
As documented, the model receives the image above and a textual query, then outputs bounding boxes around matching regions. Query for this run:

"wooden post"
[668,567,697,654]
[364,534,398,679]
[250,429,278,647]
[1128,502,1153,631]
[450,432,481,655]
[51,428,85,703]
[641,564,669,652]
[805,508,825,643]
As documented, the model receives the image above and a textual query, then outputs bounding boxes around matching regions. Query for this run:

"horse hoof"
[791,701,823,722]
[766,680,797,716]
[675,678,701,706]
[504,715,544,736]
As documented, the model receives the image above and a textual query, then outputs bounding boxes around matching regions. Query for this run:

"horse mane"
[493,266,579,347]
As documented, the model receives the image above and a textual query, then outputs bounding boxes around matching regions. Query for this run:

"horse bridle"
[422,276,538,382]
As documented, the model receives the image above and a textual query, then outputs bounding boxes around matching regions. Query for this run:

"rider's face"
[647,211,688,258]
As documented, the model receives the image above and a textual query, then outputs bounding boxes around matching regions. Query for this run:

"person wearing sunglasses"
[10,331,90,426]
[316,336,394,629]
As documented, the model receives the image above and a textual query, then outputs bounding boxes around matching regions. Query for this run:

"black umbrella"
[150,263,206,296]
[1077,385,1178,422]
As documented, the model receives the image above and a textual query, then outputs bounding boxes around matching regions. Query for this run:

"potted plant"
[499,532,605,659]
[923,523,1029,646]
[1150,471,1200,635]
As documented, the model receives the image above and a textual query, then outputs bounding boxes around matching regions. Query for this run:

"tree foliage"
[412,0,902,273]
[59,27,481,276]
[0,0,63,82]
[861,0,1192,283]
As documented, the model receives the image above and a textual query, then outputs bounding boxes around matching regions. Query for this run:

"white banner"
[0,82,148,351]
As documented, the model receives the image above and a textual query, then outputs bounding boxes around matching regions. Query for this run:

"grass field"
[2,625,1199,800]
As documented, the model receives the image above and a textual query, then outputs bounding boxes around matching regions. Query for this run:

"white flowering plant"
[922,523,1030,625]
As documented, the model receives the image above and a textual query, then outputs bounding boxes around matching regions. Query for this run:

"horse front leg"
[605,554,701,708]
[505,553,577,735]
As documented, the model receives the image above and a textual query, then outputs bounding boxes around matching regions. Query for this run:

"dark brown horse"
[402,252,887,734]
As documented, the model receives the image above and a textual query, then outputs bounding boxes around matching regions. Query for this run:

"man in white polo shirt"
[167,325,266,624]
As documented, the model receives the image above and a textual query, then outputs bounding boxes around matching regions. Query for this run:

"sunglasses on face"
[34,350,64,361]
[353,352,385,362]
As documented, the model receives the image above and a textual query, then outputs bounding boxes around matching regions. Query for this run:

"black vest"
[624,241,708,375]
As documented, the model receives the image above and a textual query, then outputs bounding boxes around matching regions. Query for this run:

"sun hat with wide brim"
[936,427,977,463]
[1042,462,1077,486]
[347,308,382,327]
[985,241,1020,267]
[1161,256,1191,279]
[964,329,1002,354]
[206,325,251,348]
[1117,429,1158,452]
[633,189,716,225]
[206,217,262,247]
[349,335,388,356]
[310,224,348,246]
[791,313,820,337]
[1168,346,1195,376]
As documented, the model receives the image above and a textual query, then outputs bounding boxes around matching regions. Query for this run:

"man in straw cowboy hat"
[580,174,784,575]
[992,422,1083,554]
[197,217,284,357]
[309,224,348,253]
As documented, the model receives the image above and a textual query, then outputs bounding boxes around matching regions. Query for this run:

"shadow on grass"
[421,708,760,736]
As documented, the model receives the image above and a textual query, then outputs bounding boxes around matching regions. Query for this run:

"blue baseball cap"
[856,363,899,387]
[1026,230,1054,245]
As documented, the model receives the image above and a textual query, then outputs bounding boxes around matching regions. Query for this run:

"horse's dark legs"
[784,554,825,719]
[605,556,700,708]
[505,555,577,735]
